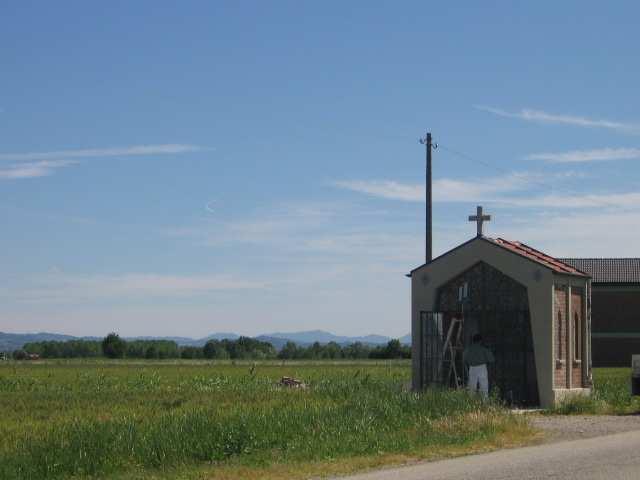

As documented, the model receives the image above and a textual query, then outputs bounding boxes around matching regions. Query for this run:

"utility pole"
[419,132,435,263]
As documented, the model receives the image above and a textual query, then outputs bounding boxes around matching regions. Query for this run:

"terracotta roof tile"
[409,236,590,277]
[490,238,589,276]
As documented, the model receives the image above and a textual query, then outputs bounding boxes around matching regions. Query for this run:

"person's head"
[472,333,482,344]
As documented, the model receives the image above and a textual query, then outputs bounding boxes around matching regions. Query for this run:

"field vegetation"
[0,360,529,480]
[551,367,640,415]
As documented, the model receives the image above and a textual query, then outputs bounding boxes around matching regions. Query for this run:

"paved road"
[339,430,640,480]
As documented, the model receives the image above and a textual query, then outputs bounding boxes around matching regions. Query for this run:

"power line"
[438,144,513,176]
[438,144,562,194]
[437,143,629,212]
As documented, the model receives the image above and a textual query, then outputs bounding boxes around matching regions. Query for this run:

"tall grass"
[551,368,640,415]
[0,361,523,479]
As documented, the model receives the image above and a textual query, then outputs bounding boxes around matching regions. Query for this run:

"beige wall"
[410,237,590,408]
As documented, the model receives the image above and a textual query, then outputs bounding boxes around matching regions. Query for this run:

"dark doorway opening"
[422,261,540,406]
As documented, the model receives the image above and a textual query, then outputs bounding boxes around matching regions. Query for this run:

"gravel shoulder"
[527,413,640,443]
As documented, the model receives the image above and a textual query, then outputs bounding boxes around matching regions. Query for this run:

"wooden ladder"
[438,316,464,388]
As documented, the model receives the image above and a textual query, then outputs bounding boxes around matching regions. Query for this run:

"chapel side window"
[574,311,581,362]
[557,310,563,360]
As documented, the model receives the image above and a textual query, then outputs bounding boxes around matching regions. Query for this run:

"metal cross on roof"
[469,205,491,237]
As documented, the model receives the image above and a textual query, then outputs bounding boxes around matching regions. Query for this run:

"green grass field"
[0,360,531,480]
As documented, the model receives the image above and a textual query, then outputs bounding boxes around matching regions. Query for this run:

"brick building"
[559,258,640,367]
[410,235,592,408]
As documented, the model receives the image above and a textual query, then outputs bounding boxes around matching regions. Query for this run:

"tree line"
[13,333,411,360]
[276,339,410,360]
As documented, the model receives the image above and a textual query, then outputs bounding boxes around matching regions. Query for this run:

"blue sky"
[2,1,640,337]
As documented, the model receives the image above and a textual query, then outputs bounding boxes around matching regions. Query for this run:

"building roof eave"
[407,236,482,276]
[407,236,590,278]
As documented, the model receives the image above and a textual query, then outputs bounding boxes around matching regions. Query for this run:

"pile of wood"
[279,376,307,389]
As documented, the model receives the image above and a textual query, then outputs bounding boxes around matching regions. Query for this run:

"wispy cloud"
[502,210,640,257]
[334,180,422,202]
[167,201,351,246]
[165,200,423,265]
[334,172,538,203]
[334,174,640,211]
[301,232,421,262]
[5,272,265,303]
[0,160,77,179]
[475,105,640,134]
[526,147,640,163]
[504,191,640,209]
[0,144,201,163]
[0,144,203,180]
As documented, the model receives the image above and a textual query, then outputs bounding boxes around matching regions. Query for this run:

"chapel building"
[410,233,593,408]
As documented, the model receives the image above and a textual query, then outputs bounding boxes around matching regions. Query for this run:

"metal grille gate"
[420,307,539,406]
[420,311,466,389]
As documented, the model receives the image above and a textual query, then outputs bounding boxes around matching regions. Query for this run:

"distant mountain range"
[0,330,410,352]
[264,330,395,345]
[127,333,240,346]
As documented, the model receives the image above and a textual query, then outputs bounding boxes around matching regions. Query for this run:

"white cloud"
[0,144,203,179]
[0,160,77,179]
[526,147,640,163]
[5,272,265,303]
[334,173,538,203]
[475,105,640,134]
[181,217,324,248]
[164,201,425,267]
[434,174,537,201]
[501,211,640,257]
[302,232,421,262]
[506,191,640,209]
[0,144,202,162]
[513,189,638,210]
[334,174,640,211]
[166,201,353,248]
[333,180,422,201]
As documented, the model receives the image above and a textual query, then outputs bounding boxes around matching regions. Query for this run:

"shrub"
[101,333,126,359]
[12,350,27,360]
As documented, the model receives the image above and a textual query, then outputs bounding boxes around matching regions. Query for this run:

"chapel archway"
[435,261,540,406]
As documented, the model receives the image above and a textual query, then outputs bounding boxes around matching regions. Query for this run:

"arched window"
[574,312,581,361]
[557,310,563,359]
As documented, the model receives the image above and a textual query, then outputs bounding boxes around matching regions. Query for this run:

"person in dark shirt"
[463,333,495,398]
